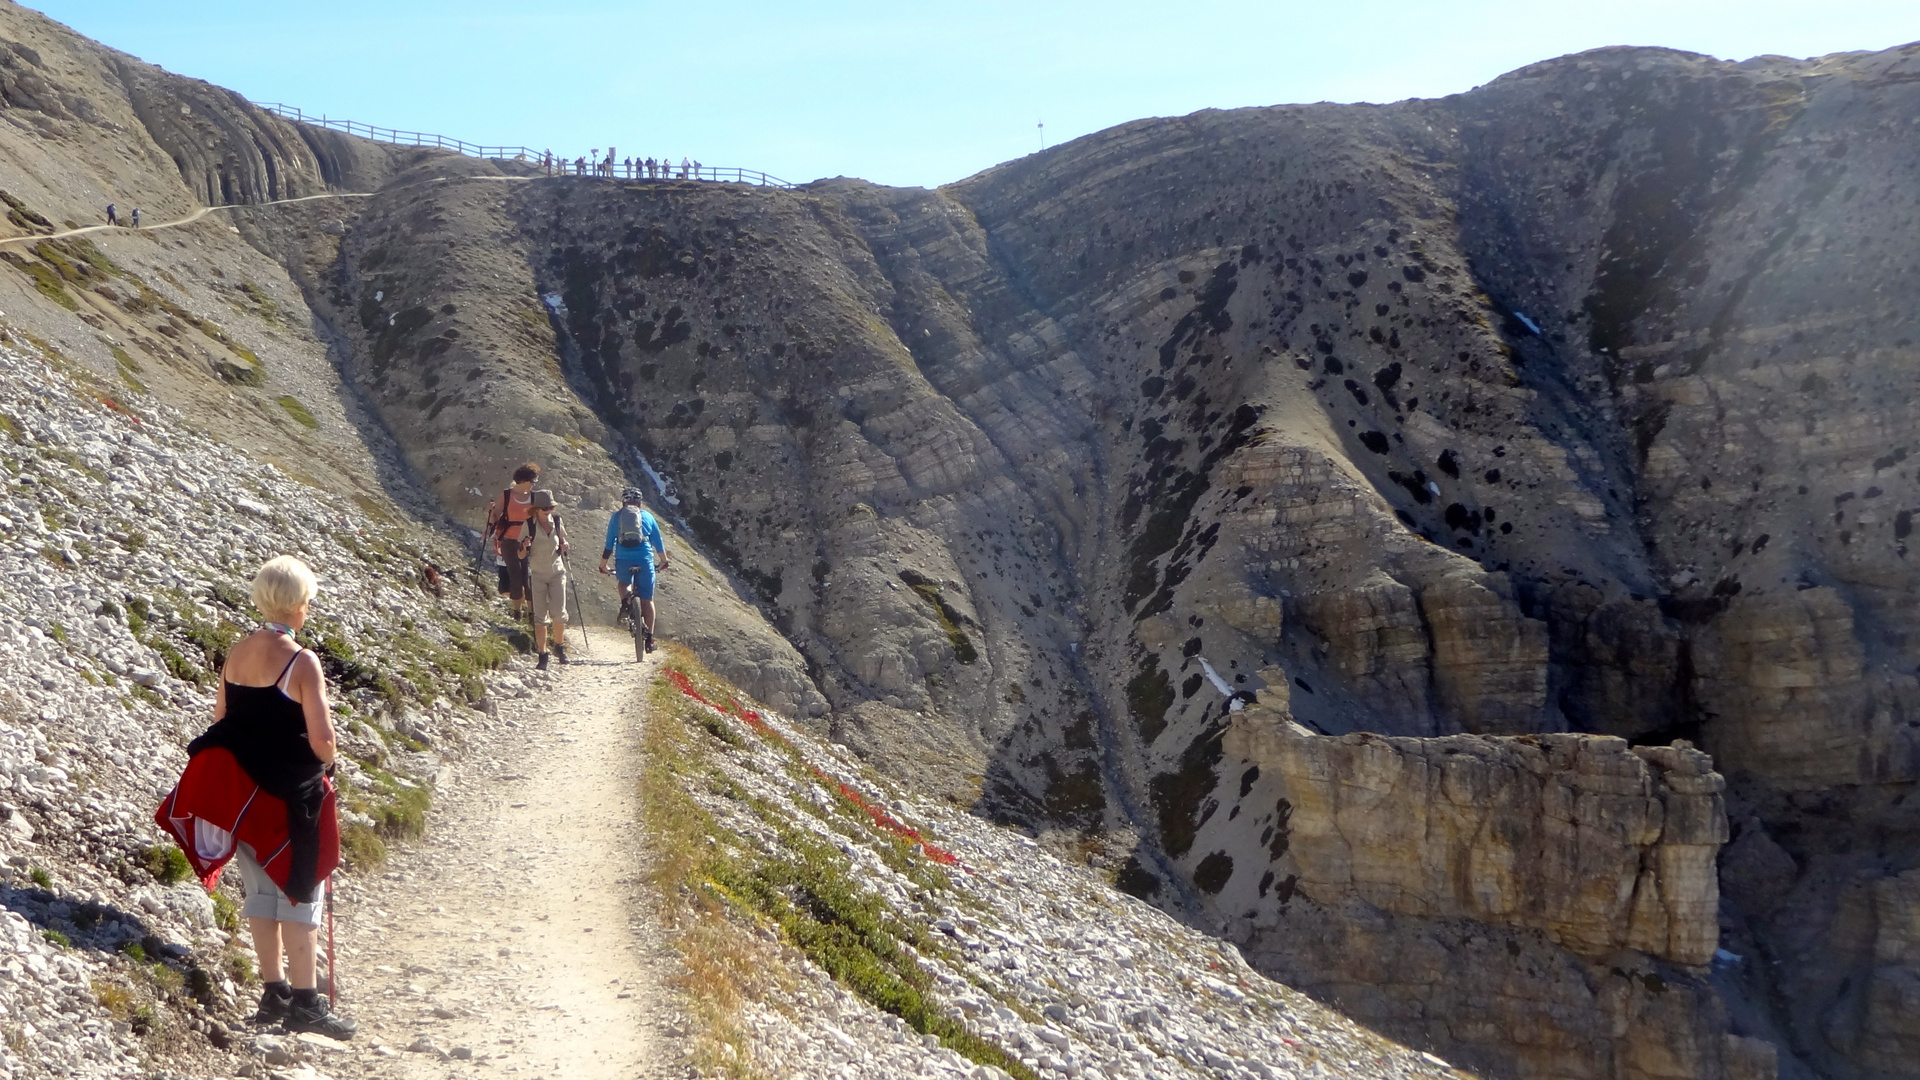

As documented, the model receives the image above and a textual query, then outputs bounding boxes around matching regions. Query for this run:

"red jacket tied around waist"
[154,746,339,903]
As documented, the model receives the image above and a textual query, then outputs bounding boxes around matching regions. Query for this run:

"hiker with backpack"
[153,556,356,1040]
[518,490,571,670]
[599,487,671,654]
[485,463,540,623]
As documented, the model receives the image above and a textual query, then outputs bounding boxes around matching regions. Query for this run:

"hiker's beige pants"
[529,569,567,625]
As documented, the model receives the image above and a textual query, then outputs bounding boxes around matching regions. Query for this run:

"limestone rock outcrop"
[1219,720,1726,965]
[1175,717,1732,1080]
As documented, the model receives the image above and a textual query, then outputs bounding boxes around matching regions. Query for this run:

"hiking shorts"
[502,548,531,602]
[235,844,324,926]
[615,557,656,601]
[529,569,567,624]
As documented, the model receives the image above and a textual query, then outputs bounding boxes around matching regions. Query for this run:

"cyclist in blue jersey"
[598,487,672,653]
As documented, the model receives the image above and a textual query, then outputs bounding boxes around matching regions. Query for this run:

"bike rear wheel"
[634,617,646,662]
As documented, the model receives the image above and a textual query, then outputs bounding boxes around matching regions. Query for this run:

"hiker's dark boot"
[252,982,292,1024]
[644,633,656,654]
[553,642,570,664]
[536,651,550,671]
[285,993,356,1040]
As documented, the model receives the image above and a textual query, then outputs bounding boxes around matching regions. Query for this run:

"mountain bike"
[610,564,658,662]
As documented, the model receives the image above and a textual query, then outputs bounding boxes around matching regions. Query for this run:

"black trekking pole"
[566,557,589,652]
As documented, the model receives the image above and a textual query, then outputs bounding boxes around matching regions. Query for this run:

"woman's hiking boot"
[285,992,357,1040]
[553,642,569,664]
[252,982,292,1024]
[536,651,550,671]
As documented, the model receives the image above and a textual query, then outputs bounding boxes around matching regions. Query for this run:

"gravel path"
[310,640,683,1080]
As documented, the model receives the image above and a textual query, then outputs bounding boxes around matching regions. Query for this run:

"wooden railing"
[250,102,795,188]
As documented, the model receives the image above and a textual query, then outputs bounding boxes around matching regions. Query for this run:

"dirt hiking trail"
[313,638,684,1080]
[0,176,537,248]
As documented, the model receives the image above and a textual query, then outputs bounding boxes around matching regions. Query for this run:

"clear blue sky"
[29,1,1920,189]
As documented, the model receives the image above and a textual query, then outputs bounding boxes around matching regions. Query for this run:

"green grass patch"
[372,780,431,837]
[339,757,432,863]
[0,189,53,231]
[239,281,283,324]
[340,824,388,873]
[110,344,147,393]
[3,250,78,309]
[213,360,265,387]
[709,827,1028,1077]
[147,637,206,686]
[644,646,1033,1080]
[210,892,240,934]
[181,616,243,673]
[42,929,69,948]
[275,395,318,428]
[142,845,193,885]
[308,616,410,716]
[62,238,121,278]
[28,866,51,888]
[43,446,106,483]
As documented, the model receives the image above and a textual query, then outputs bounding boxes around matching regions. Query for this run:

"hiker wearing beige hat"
[516,490,571,670]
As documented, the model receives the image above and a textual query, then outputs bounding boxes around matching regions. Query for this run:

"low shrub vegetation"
[641,645,1036,1080]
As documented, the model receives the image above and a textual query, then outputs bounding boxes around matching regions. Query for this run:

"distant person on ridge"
[679,156,690,179]
[486,463,541,623]
[105,203,117,226]
[692,160,702,180]
[518,490,571,670]
[599,487,671,654]
[131,208,140,228]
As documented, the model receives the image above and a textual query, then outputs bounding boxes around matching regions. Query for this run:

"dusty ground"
[306,635,685,1080]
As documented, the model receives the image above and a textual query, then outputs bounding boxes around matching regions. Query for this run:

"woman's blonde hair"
[251,556,318,621]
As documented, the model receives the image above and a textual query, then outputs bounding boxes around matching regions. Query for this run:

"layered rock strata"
[1208,715,1738,1079]
[271,42,1920,1080]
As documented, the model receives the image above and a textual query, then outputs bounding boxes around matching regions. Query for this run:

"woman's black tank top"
[192,650,323,795]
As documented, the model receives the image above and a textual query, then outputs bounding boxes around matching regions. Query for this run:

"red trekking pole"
[325,874,337,1007]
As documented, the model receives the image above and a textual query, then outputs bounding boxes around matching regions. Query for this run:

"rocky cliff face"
[1,3,1917,1076]
[1220,714,1742,1080]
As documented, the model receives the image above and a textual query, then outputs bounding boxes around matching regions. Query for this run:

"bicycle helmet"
[622,486,646,504]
